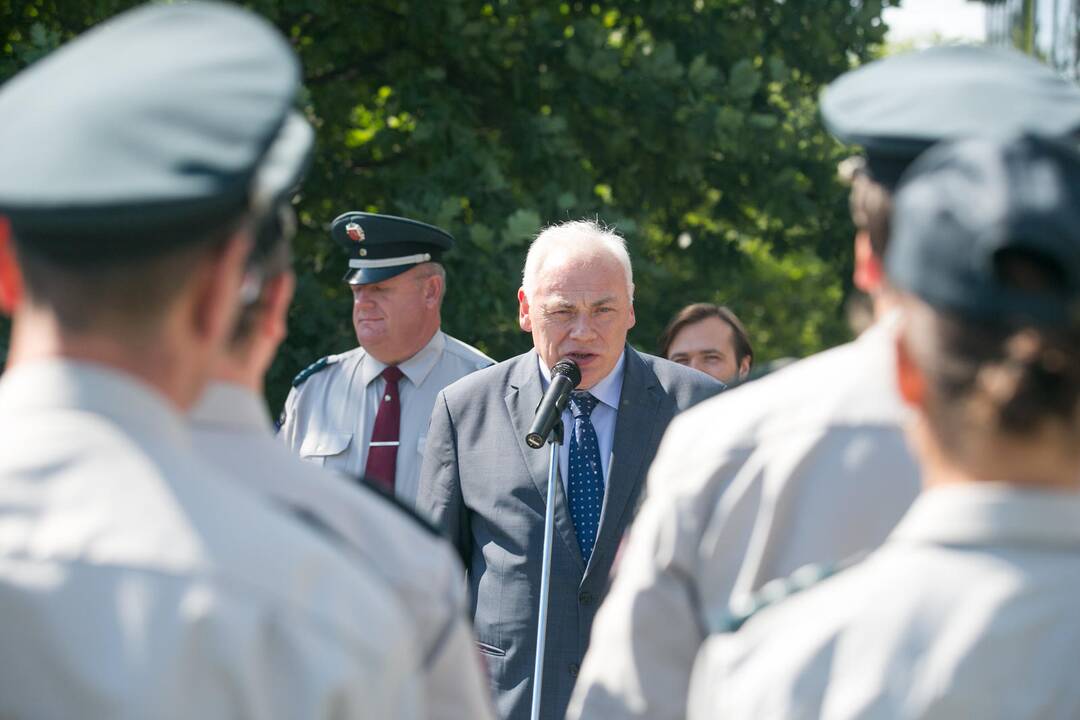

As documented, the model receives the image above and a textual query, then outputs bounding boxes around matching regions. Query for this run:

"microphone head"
[552,358,582,388]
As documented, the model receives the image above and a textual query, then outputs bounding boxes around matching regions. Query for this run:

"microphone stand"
[530,418,562,720]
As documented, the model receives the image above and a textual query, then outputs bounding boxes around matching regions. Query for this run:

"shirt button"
[569,662,580,678]
[578,591,593,606]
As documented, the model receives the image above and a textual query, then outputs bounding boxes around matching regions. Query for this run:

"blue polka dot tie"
[567,391,604,564]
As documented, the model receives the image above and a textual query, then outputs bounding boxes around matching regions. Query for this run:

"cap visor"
[344,264,417,285]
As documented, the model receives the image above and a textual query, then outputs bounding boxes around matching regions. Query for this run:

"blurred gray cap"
[0,1,313,261]
[822,45,1080,189]
[887,133,1080,328]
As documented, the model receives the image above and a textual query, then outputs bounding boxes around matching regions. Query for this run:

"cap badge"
[345,222,365,243]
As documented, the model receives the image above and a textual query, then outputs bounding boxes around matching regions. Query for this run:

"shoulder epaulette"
[291,355,333,388]
[352,476,443,539]
[277,501,353,553]
[442,334,496,371]
[707,553,866,635]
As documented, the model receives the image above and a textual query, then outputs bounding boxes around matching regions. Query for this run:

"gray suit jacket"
[417,346,720,720]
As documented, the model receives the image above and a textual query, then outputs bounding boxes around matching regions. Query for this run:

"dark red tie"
[364,365,404,492]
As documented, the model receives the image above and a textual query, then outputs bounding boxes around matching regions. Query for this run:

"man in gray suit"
[417,220,720,720]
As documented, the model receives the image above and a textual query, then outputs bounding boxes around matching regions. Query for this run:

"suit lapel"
[505,351,586,573]
[588,347,666,579]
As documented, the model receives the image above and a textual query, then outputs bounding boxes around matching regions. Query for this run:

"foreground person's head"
[822,45,1080,315]
[889,134,1080,490]
[215,205,301,392]
[0,2,312,409]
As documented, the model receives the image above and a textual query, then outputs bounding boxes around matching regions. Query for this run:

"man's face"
[518,249,635,390]
[351,264,440,365]
[667,316,749,384]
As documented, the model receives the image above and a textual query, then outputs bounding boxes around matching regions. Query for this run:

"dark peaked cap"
[821,45,1080,189]
[333,212,454,285]
[0,1,312,260]
[888,134,1080,329]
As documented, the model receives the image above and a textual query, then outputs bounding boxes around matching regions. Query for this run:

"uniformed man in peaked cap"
[279,211,493,507]
[570,44,1080,720]
[0,3,424,718]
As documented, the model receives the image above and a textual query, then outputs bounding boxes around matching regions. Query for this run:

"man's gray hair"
[521,219,634,300]
[413,261,447,301]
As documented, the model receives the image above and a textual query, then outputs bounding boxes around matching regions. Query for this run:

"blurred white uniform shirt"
[0,360,424,720]
[688,485,1080,720]
[570,316,920,720]
[191,381,496,720]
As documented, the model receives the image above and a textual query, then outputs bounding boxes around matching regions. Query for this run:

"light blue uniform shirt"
[280,330,493,507]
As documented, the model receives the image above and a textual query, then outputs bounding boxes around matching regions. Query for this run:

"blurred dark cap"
[332,212,454,285]
[887,133,1080,328]
[0,1,312,261]
[822,46,1080,189]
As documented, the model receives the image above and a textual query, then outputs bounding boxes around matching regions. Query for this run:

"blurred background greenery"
[4,0,905,411]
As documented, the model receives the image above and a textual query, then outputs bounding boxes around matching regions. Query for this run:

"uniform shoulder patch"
[352,476,443,539]
[292,355,334,388]
[707,554,865,634]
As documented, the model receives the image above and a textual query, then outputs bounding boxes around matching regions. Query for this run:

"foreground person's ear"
[0,217,23,315]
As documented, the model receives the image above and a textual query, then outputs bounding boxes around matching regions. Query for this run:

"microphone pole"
[526,358,580,720]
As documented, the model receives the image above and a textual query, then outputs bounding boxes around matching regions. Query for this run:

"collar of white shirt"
[890,483,1080,550]
[189,381,272,433]
[359,329,446,388]
[537,348,626,412]
[0,358,191,448]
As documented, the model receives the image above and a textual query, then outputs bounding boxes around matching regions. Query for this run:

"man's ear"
[518,287,532,332]
[853,230,884,294]
[259,270,296,347]
[0,218,24,314]
[423,272,443,308]
[738,355,752,380]
[191,228,253,347]
[895,329,926,409]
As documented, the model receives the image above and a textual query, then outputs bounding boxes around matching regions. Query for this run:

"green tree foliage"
[1,0,896,409]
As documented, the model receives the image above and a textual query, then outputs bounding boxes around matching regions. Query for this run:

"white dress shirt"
[279,330,493,506]
[688,484,1080,719]
[538,352,625,493]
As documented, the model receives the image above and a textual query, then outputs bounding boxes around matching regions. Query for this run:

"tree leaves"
[502,209,542,249]
[728,58,761,100]
[0,0,899,410]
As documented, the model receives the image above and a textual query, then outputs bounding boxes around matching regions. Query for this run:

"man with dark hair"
[0,4,423,717]
[659,303,753,384]
[569,45,1080,720]
[189,204,495,720]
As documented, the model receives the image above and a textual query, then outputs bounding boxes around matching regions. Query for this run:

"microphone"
[525,358,581,449]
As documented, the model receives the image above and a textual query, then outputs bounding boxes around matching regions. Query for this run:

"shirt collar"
[537,348,626,411]
[360,330,446,387]
[188,381,272,433]
[890,483,1080,550]
[0,358,191,448]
